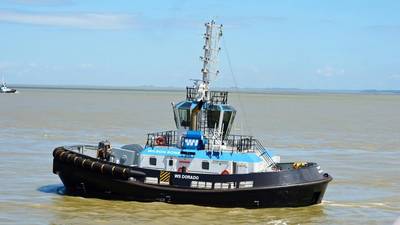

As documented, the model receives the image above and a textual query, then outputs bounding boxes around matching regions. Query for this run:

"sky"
[0,0,400,90]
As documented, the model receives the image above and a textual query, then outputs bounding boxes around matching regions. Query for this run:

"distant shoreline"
[9,84,400,95]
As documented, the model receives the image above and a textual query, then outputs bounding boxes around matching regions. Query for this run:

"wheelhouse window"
[222,105,236,138]
[174,101,192,128]
[149,157,157,166]
[206,106,220,128]
[178,109,190,127]
[168,159,173,166]
[202,161,209,170]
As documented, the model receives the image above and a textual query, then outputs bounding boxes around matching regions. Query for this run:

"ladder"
[253,140,276,168]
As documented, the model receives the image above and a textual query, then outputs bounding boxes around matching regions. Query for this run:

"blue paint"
[186,130,203,139]
[141,147,265,163]
[183,130,206,150]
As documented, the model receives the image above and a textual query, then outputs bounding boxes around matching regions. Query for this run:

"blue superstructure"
[141,146,263,163]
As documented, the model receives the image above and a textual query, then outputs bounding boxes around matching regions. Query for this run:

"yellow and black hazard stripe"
[160,171,170,183]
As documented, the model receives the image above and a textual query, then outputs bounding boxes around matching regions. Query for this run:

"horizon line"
[8,84,400,94]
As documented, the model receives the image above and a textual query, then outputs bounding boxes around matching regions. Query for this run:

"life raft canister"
[221,169,230,175]
[155,136,166,146]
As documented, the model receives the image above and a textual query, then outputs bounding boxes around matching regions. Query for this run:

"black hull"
[53,148,332,208]
[0,89,16,93]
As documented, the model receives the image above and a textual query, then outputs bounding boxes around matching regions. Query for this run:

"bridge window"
[178,109,190,127]
[149,157,157,166]
[207,108,220,128]
[168,159,173,166]
[222,111,235,138]
[202,161,210,170]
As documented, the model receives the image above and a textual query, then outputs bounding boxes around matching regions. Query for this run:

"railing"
[146,131,260,152]
[146,130,178,147]
[253,140,277,167]
[186,87,228,104]
[63,145,98,158]
[223,134,255,152]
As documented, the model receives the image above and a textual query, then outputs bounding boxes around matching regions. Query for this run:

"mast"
[196,20,223,102]
[189,20,224,131]
[1,74,5,87]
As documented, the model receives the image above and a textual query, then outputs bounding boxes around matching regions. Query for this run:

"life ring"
[155,136,166,146]
[178,166,188,173]
[221,169,230,175]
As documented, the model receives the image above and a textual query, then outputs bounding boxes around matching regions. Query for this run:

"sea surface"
[0,88,399,225]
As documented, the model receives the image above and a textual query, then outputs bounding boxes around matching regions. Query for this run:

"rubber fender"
[101,164,115,176]
[91,161,103,173]
[74,156,84,166]
[81,158,94,169]
[61,151,70,161]
[113,166,127,178]
[53,148,64,157]
[53,147,146,179]
[62,152,70,161]
[65,153,76,163]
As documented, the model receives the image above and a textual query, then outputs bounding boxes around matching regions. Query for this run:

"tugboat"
[0,77,17,93]
[53,21,332,208]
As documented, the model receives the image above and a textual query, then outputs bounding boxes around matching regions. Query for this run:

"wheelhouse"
[173,87,236,139]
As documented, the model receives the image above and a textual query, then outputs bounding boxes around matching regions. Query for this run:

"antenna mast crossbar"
[201,20,223,84]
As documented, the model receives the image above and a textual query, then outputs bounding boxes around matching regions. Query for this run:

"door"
[233,162,238,174]
[165,157,177,172]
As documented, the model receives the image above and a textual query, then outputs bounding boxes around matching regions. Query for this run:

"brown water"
[0,89,399,224]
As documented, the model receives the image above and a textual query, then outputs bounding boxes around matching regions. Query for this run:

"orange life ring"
[155,136,166,146]
[221,169,230,175]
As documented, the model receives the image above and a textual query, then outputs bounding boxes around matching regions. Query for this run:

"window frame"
[149,157,157,166]
[201,161,210,170]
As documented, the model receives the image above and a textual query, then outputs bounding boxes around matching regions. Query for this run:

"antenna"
[196,20,223,101]
[201,20,223,84]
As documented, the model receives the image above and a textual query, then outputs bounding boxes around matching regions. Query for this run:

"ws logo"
[184,139,199,147]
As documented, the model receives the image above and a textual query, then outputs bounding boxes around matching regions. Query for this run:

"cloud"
[0,10,135,29]
[316,66,344,77]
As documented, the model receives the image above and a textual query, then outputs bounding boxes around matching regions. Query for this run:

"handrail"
[145,130,274,163]
[186,87,228,104]
[146,130,178,147]
[253,140,277,167]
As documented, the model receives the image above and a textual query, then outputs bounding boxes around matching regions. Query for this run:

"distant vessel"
[0,78,17,93]
[52,20,332,208]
